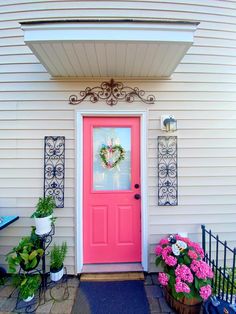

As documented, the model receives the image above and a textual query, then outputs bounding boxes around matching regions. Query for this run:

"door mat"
[72,280,150,314]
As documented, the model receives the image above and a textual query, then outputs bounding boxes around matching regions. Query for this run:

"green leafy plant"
[6,227,43,273]
[13,274,41,300]
[226,268,236,294]
[31,196,56,218]
[50,242,67,272]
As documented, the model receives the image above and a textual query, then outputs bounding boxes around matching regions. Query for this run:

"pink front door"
[83,117,141,263]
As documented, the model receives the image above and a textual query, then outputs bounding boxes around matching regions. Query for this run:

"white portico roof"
[21,20,198,79]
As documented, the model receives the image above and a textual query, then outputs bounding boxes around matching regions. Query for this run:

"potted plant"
[31,196,56,235]
[50,242,67,282]
[155,234,214,314]
[6,227,43,273]
[13,274,41,302]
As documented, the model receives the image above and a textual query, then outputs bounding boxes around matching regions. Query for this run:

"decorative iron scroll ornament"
[69,78,155,106]
[44,136,65,208]
[158,136,178,206]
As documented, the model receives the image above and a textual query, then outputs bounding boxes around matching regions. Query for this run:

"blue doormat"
[73,280,150,314]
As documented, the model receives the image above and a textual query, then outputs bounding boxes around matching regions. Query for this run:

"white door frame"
[76,109,148,273]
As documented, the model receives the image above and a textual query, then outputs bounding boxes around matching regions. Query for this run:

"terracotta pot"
[163,287,202,314]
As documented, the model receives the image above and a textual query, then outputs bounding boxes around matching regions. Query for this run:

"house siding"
[0,0,236,273]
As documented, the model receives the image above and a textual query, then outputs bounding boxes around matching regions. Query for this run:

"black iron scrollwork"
[69,78,155,106]
[158,136,178,206]
[44,136,65,208]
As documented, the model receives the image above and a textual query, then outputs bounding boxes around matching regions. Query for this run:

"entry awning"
[21,20,198,79]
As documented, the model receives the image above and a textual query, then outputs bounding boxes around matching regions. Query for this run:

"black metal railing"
[202,225,236,304]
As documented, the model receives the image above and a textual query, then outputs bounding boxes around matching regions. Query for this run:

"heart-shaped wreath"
[99,144,125,169]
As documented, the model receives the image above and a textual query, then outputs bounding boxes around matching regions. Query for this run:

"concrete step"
[81,262,143,274]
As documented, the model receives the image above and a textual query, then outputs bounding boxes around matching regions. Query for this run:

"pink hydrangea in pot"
[156,234,213,313]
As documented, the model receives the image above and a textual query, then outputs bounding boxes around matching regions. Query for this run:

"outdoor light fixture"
[161,115,177,132]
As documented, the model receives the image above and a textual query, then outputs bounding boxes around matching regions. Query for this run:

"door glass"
[93,127,131,191]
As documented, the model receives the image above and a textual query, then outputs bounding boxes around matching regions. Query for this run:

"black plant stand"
[13,268,42,313]
[13,225,69,313]
[48,267,69,302]
[15,293,40,313]
[39,225,69,305]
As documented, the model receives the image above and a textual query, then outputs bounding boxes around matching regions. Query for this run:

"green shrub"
[214,268,236,295]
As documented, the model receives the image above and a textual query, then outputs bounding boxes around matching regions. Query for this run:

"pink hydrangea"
[190,259,200,272]
[190,260,214,280]
[190,242,204,258]
[199,285,212,300]
[155,235,213,300]
[160,238,169,246]
[198,248,205,259]
[175,264,193,283]
[175,280,190,294]
[188,250,198,260]
[158,272,169,286]
[162,246,172,260]
[196,268,213,280]
[208,268,214,278]
[155,245,163,256]
[199,261,213,279]
[165,255,177,267]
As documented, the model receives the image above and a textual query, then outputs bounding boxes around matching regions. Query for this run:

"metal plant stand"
[14,225,69,313]
[48,267,69,302]
[14,269,41,313]
[14,288,40,313]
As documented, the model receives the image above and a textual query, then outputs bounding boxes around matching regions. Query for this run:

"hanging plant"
[99,144,125,169]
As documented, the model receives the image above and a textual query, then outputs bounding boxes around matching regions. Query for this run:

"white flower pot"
[34,215,52,235]
[50,266,64,282]
[23,294,34,302]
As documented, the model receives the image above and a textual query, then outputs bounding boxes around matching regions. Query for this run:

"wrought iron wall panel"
[44,136,65,208]
[157,136,178,206]
[69,78,155,106]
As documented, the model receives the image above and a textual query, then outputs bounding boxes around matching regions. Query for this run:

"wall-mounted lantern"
[161,115,177,132]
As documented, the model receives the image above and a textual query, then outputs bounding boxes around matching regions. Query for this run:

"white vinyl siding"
[0,0,236,273]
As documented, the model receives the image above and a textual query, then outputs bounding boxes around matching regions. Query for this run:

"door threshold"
[81,263,143,274]
[80,272,144,281]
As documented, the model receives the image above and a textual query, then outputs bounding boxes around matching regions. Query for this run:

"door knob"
[134,194,141,200]
[134,184,140,189]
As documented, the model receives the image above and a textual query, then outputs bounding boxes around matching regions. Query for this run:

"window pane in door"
[93,127,131,191]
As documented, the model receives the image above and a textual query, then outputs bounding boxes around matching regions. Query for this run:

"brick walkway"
[144,274,176,314]
[0,274,176,313]
[0,277,79,314]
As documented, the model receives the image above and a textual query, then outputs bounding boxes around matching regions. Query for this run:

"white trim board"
[76,109,148,273]
[22,21,197,43]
